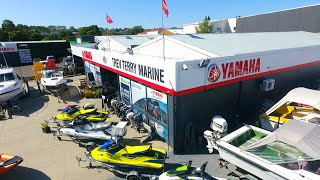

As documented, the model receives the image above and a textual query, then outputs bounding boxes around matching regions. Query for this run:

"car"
[46,55,56,62]
[55,105,109,122]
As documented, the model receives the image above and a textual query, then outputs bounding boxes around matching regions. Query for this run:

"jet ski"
[157,161,223,180]
[0,153,23,174]
[55,104,109,122]
[90,139,167,169]
[57,121,127,141]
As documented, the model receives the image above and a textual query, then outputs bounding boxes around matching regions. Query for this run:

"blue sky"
[0,0,319,29]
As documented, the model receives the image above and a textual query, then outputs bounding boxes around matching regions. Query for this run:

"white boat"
[40,66,67,94]
[204,117,320,180]
[259,87,320,131]
[0,68,24,102]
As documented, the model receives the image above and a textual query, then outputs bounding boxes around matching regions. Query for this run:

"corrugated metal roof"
[110,35,158,48]
[167,32,320,56]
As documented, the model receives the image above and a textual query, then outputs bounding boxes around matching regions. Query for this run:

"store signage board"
[131,81,147,111]
[119,76,131,103]
[0,43,18,53]
[72,46,173,94]
[147,87,168,140]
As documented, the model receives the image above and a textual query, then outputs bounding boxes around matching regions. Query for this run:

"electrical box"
[261,79,275,91]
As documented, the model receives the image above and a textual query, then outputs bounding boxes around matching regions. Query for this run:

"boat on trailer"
[259,87,320,131]
[204,117,320,180]
[0,67,24,102]
[40,66,67,96]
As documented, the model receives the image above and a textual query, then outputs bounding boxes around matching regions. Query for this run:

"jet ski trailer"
[76,140,160,180]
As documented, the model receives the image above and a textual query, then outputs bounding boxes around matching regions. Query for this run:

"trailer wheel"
[86,145,95,152]
[126,171,142,180]
[57,136,62,141]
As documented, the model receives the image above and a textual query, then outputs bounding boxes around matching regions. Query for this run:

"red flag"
[162,0,169,18]
[106,15,113,24]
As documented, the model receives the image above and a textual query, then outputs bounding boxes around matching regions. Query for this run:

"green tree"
[2,19,15,31]
[195,17,213,33]
[78,25,101,36]
[0,29,8,41]
[69,26,76,32]
[125,26,144,35]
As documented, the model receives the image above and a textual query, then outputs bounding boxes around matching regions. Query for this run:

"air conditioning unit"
[261,79,275,91]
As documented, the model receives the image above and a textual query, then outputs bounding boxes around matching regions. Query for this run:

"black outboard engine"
[132,113,143,133]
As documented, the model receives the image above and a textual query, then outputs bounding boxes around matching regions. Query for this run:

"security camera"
[182,64,188,70]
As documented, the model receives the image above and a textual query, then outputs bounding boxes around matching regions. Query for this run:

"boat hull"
[0,153,23,174]
[216,125,319,180]
[0,86,24,102]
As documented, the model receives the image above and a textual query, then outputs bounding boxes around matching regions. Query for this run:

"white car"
[46,55,56,62]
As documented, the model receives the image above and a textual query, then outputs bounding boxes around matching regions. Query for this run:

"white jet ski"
[57,121,127,141]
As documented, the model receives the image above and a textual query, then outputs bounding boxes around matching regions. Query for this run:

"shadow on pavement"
[13,95,50,118]
[0,166,51,180]
[60,86,83,104]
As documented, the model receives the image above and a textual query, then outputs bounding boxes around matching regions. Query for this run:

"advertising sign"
[17,44,32,63]
[146,87,168,140]
[0,43,18,53]
[119,76,131,103]
[131,81,147,111]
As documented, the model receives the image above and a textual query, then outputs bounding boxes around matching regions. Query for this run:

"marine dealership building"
[71,32,320,153]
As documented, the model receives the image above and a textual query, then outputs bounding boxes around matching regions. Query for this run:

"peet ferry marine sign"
[208,58,261,83]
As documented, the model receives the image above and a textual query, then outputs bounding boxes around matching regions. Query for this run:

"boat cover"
[245,120,320,160]
[265,87,320,115]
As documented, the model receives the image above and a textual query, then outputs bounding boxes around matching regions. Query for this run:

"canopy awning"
[245,120,320,160]
[265,87,320,115]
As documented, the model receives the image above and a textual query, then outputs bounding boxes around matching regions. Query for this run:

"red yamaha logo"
[208,64,221,83]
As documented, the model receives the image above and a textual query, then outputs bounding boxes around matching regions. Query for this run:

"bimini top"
[245,120,320,160]
[166,31,320,57]
[265,87,320,115]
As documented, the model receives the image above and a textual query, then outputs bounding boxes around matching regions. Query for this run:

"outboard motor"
[203,115,228,153]
[83,103,95,110]
[110,98,118,112]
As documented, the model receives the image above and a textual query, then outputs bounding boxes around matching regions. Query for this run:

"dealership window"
[119,75,169,140]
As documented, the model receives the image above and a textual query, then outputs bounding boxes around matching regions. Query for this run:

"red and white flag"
[106,15,113,24]
[162,0,169,18]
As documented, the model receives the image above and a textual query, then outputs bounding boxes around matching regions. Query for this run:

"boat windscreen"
[246,141,313,164]
[0,73,15,82]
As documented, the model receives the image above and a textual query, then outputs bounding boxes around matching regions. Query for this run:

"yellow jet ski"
[56,105,108,122]
[90,140,166,169]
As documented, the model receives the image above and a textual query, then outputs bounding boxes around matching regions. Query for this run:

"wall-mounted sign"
[119,76,131,103]
[112,57,165,83]
[208,58,261,83]
[82,50,92,60]
[146,87,168,140]
[131,81,147,111]
[0,44,18,53]
[17,44,32,63]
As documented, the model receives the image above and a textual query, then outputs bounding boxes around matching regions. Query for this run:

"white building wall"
[228,18,237,32]
[183,24,198,34]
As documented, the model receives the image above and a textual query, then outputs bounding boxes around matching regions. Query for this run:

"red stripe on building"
[83,57,320,97]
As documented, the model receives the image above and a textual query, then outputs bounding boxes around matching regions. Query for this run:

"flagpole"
[106,13,110,51]
[161,0,165,61]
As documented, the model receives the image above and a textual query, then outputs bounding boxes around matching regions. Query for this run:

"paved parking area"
[0,76,233,180]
